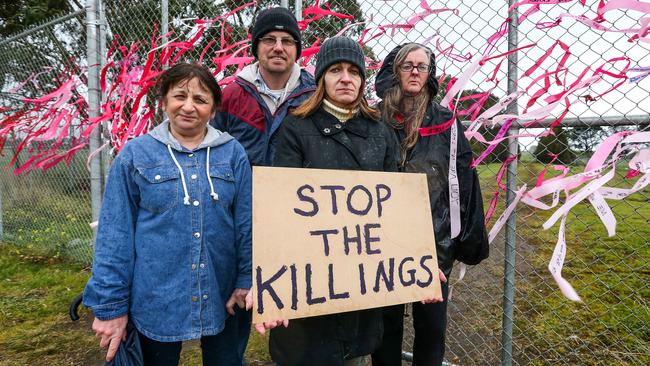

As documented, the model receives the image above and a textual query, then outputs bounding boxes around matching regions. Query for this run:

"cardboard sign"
[252,166,440,323]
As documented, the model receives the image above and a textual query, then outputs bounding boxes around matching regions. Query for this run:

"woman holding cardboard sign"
[252,36,399,366]
[371,43,490,366]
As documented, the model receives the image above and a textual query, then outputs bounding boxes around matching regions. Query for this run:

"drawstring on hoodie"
[167,145,191,205]
[167,144,220,204]
[206,146,219,201]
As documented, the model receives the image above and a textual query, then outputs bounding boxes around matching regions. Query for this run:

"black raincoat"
[269,106,399,366]
[375,49,489,277]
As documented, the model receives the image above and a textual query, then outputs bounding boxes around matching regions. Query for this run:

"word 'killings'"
[255,255,437,314]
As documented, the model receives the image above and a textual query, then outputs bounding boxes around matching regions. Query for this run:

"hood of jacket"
[375,43,439,99]
[149,119,233,151]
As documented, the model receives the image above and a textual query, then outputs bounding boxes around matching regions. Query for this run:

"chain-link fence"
[0,9,94,264]
[0,1,648,365]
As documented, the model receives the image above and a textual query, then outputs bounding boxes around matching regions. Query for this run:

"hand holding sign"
[245,291,289,335]
[421,269,447,304]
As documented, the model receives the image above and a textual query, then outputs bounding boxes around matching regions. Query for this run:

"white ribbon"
[543,169,616,230]
[488,184,527,244]
[449,120,461,239]
[548,214,582,302]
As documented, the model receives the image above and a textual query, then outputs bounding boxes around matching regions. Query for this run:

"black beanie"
[251,7,302,58]
[314,36,366,82]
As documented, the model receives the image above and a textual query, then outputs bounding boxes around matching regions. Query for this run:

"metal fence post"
[86,0,103,222]
[501,2,519,366]
[295,0,303,20]
[99,0,110,186]
[162,0,169,49]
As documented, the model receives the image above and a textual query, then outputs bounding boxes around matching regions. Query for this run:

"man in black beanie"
[209,8,315,364]
[211,6,315,166]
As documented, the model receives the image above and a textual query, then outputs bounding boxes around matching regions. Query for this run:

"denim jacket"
[83,120,252,342]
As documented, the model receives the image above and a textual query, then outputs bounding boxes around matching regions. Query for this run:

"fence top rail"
[460,114,650,128]
[0,9,85,48]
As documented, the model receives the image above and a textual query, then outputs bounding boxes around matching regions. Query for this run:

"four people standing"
[86,6,490,365]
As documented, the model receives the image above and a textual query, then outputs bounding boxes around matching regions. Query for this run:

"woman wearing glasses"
[258,36,399,366]
[371,43,489,366]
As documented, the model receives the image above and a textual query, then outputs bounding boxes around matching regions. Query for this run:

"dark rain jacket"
[269,106,400,366]
[392,103,489,277]
[210,69,315,166]
[374,44,489,278]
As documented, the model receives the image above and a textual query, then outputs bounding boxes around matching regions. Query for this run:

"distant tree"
[0,0,75,37]
[566,126,606,158]
[0,0,83,104]
[534,126,575,164]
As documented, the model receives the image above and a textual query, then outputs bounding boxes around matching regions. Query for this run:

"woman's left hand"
[226,288,250,315]
[421,269,447,304]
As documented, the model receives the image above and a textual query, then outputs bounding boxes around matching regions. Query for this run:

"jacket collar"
[313,107,369,138]
[148,119,233,152]
[236,68,316,102]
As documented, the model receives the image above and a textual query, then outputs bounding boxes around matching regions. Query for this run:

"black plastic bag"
[106,322,144,366]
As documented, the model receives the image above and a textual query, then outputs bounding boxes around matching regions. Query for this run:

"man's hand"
[244,289,289,334]
[92,315,128,362]
[226,288,250,315]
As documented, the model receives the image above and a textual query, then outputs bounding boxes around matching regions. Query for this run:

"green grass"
[499,162,650,365]
[0,173,94,263]
[0,245,99,365]
[0,243,272,366]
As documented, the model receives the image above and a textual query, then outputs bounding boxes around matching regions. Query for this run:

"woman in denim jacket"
[83,63,252,365]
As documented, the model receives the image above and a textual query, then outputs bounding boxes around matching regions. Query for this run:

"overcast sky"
[354,0,650,147]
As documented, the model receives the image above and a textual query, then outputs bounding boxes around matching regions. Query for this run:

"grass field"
[472,161,649,365]
[508,163,649,365]
[0,244,272,365]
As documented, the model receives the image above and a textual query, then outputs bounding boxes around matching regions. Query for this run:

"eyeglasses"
[259,36,297,47]
[399,63,430,73]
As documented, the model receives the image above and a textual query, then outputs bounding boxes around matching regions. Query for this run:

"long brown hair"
[293,63,379,120]
[380,44,433,164]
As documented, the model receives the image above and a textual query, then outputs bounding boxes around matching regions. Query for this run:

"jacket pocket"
[209,165,235,209]
[136,166,179,213]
